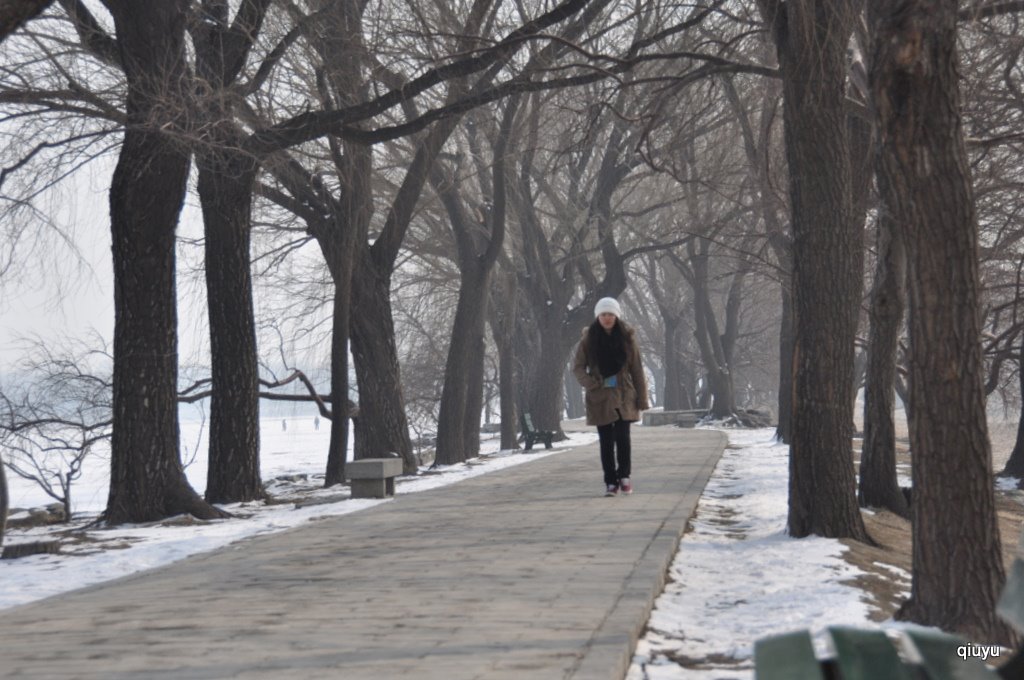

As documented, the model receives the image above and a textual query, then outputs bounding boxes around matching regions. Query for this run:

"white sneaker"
[620,478,632,495]
[605,484,618,497]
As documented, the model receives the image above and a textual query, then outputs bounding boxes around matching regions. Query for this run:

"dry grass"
[843,411,1024,624]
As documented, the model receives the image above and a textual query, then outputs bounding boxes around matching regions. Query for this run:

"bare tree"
[98,0,225,523]
[869,0,1017,644]
[859,206,909,517]
[488,264,521,449]
[756,0,870,541]
[0,338,112,520]
[189,0,275,504]
[432,97,518,465]
[635,255,697,410]
[721,69,794,440]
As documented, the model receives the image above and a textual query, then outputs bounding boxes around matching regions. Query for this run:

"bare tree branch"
[960,1,1024,20]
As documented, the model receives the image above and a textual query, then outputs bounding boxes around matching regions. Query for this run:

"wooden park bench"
[346,457,403,499]
[754,531,1024,679]
[520,412,554,451]
[755,625,1010,679]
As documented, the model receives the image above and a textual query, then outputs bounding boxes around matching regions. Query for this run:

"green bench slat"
[828,626,912,680]
[998,558,1024,634]
[904,629,999,680]
[754,630,825,680]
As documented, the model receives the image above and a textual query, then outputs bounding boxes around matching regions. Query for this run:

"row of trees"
[2,0,1024,645]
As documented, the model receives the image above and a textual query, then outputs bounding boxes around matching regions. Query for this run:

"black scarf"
[588,320,627,379]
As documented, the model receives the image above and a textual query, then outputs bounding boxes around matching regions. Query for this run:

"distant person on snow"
[572,297,650,497]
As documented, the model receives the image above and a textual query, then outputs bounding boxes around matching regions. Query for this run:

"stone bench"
[347,458,403,499]
[642,410,704,428]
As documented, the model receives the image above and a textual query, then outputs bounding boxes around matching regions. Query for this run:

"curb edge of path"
[569,428,729,680]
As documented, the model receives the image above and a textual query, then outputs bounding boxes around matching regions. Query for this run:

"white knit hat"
[594,297,622,319]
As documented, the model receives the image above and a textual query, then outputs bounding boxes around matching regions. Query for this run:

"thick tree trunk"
[495,321,519,450]
[527,319,574,434]
[764,0,869,540]
[462,291,487,458]
[693,290,736,420]
[662,314,685,410]
[103,0,224,524]
[435,271,490,465]
[859,208,909,517]
[314,174,368,487]
[489,271,519,450]
[325,279,351,485]
[350,263,415,472]
[187,0,274,505]
[870,0,1015,645]
[708,370,736,420]
[197,153,263,504]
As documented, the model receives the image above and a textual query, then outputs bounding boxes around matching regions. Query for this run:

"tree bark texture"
[869,0,1015,644]
[190,0,276,504]
[518,302,581,436]
[859,206,909,517]
[660,311,692,410]
[102,0,223,523]
[350,266,415,471]
[764,0,870,540]
[489,270,519,450]
[435,270,491,466]
[325,270,352,486]
[323,283,351,485]
[0,0,51,42]
[197,152,264,504]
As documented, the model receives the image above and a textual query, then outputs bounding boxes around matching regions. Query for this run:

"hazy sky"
[0,157,211,371]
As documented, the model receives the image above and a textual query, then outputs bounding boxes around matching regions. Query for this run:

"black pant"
[597,416,631,486]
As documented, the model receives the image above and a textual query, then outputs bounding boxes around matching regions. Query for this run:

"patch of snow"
[997,477,1020,493]
[629,428,877,680]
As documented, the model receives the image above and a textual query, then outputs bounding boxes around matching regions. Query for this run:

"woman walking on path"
[573,297,650,496]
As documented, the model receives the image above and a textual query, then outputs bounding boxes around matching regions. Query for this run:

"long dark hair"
[587,318,630,378]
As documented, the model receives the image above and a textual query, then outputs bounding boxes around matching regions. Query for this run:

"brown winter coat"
[572,322,650,426]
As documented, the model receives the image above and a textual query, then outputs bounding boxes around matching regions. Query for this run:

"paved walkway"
[0,426,725,680]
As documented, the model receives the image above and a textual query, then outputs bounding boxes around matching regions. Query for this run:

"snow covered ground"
[628,428,915,680]
[4,422,921,679]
